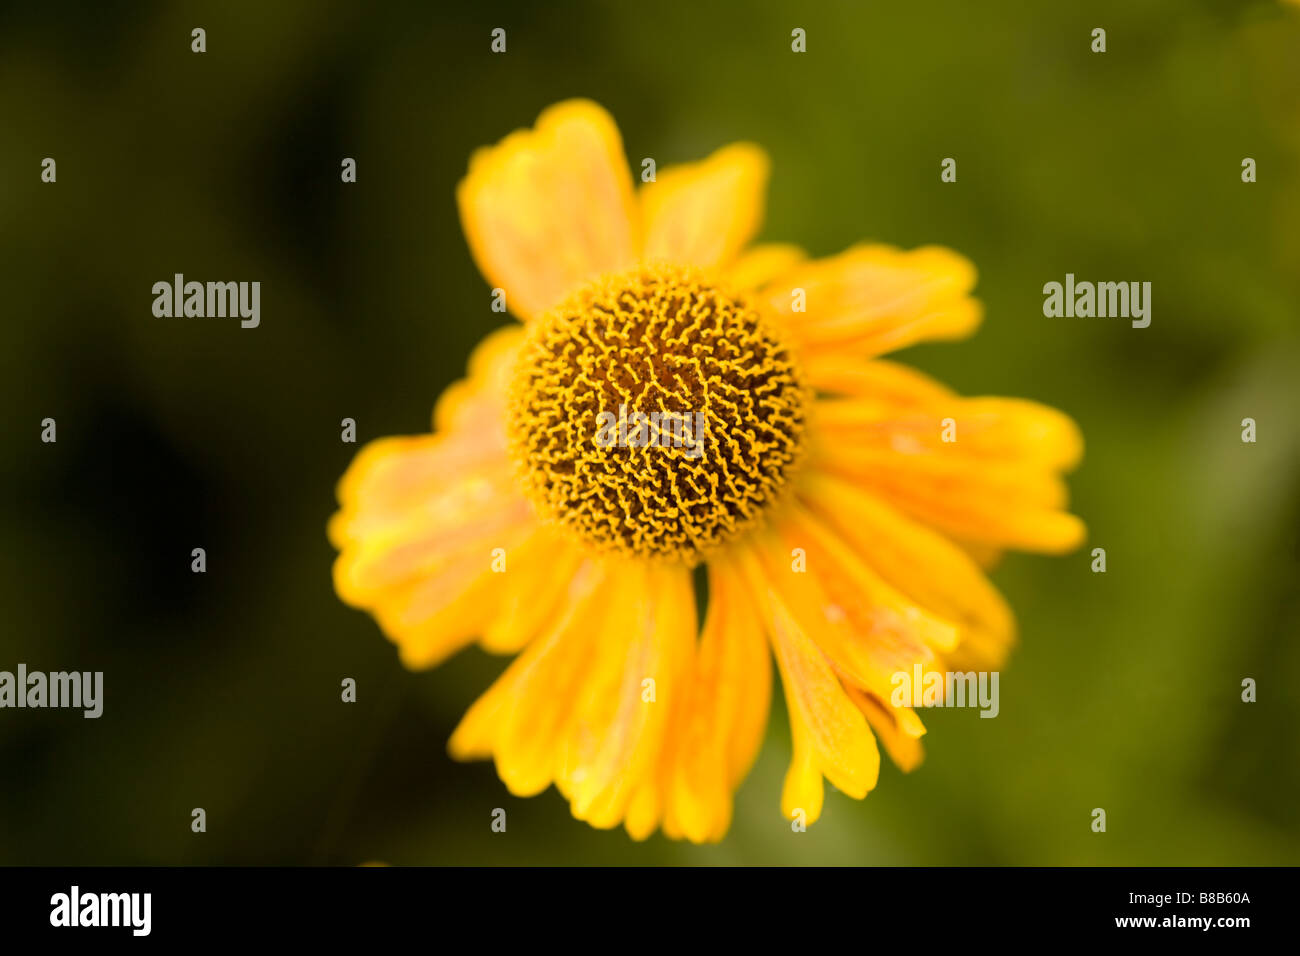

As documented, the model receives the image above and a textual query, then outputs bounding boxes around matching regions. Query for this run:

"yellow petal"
[457,99,639,320]
[432,324,525,433]
[334,470,525,602]
[757,244,982,360]
[810,442,1085,554]
[368,507,537,670]
[331,443,537,669]
[330,326,544,669]
[480,560,612,796]
[845,685,926,773]
[798,472,1016,672]
[780,505,959,657]
[800,355,955,403]
[725,242,806,292]
[807,379,1087,554]
[560,561,696,829]
[812,394,1084,471]
[736,545,881,815]
[623,779,665,842]
[664,554,772,843]
[641,143,769,271]
[331,324,521,550]
[479,529,586,655]
[446,666,513,761]
[745,518,945,716]
[951,537,1006,571]
[781,743,825,825]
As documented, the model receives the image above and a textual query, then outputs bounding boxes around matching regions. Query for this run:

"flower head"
[329,100,1085,842]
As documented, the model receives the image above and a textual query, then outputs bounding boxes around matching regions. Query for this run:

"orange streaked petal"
[364,502,537,670]
[331,325,522,549]
[331,326,540,669]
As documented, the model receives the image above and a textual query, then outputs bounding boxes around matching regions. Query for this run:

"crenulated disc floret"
[508,265,807,564]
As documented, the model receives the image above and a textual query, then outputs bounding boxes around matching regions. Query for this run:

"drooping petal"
[844,684,926,773]
[735,544,881,822]
[457,100,639,320]
[779,504,960,659]
[451,559,613,796]
[755,244,982,360]
[797,471,1017,672]
[479,528,587,654]
[744,518,946,712]
[557,560,696,831]
[662,554,772,843]
[641,143,769,271]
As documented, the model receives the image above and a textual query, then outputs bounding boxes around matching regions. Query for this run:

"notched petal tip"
[641,141,772,271]
[457,99,638,320]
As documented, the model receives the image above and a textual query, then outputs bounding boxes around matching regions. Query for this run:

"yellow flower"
[329,100,1085,842]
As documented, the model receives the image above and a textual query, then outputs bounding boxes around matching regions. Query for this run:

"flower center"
[508,264,807,564]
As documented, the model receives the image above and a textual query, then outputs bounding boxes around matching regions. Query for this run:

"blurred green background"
[2,0,1298,865]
